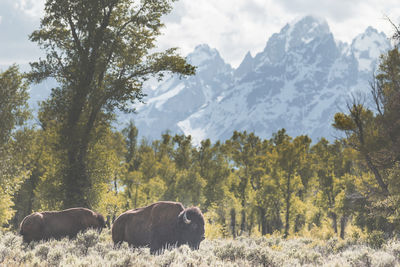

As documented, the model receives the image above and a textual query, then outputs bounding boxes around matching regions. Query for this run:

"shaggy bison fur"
[19,207,105,242]
[112,201,205,253]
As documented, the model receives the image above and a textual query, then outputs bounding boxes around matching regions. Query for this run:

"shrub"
[47,247,63,266]
[366,230,386,249]
[246,246,277,266]
[75,229,100,255]
[35,243,50,261]
[0,230,400,266]
[370,251,396,267]
[214,241,246,261]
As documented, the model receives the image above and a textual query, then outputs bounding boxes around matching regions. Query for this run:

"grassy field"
[1,229,400,266]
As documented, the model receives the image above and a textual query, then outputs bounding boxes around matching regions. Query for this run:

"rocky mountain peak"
[186,44,233,82]
[126,16,391,145]
[235,51,254,79]
[351,26,391,72]
[188,44,225,66]
[258,15,333,66]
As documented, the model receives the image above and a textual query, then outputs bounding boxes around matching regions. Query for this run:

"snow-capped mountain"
[127,16,392,144]
[131,44,234,140]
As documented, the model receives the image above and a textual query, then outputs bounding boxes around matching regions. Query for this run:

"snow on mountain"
[351,26,390,72]
[129,44,234,140]
[127,15,391,145]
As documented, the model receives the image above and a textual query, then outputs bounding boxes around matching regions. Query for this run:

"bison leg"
[150,231,169,255]
[150,239,163,255]
[150,236,179,254]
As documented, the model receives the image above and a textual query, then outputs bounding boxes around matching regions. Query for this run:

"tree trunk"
[230,208,236,238]
[364,153,388,195]
[240,209,246,235]
[248,210,254,236]
[284,172,291,238]
[63,101,100,208]
[259,207,267,235]
[330,212,338,234]
[63,144,90,208]
[11,167,40,229]
[26,168,40,212]
[125,182,132,209]
[266,220,272,234]
[294,214,304,233]
[272,202,283,233]
[351,104,389,195]
[340,215,348,239]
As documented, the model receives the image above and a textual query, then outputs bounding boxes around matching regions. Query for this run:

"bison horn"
[183,211,191,224]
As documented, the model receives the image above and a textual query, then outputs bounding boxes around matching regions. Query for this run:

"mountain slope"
[130,16,391,144]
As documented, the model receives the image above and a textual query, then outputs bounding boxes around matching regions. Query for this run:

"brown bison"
[19,207,105,243]
[112,201,205,253]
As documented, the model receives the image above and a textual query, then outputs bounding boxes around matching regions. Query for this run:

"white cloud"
[14,0,45,18]
[158,0,291,67]
[158,0,400,67]
[1,0,400,68]
[0,0,43,66]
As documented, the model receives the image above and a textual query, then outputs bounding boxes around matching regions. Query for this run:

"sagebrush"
[1,229,400,266]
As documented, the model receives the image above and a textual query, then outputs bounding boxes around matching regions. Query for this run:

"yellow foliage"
[297,218,336,240]
[0,193,14,228]
[203,210,225,239]
[95,184,125,218]
[332,113,355,131]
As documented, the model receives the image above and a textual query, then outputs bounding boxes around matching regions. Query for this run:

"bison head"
[177,207,205,249]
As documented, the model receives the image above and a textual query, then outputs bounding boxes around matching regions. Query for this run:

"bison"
[19,207,105,243]
[112,201,205,253]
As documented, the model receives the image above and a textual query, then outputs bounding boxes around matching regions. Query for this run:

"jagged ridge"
[128,15,391,144]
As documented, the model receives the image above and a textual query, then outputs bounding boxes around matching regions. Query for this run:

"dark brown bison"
[112,201,205,253]
[19,207,105,243]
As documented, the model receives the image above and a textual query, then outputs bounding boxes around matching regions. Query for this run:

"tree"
[332,21,400,234]
[372,47,400,177]
[311,139,352,235]
[225,131,261,235]
[0,65,30,145]
[197,139,231,211]
[11,129,45,228]
[29,0,195,208]
[121,121,140,209]
[272,129,310,238]
[123,121,139,172]
[0,65,30,227]
[333,101,388,195]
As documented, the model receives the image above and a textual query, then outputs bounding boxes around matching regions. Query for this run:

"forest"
[0,0,400,252]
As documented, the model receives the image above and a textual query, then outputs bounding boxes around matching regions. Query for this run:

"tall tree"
[198,140,231,210]
[372,47,400,174]
[333,101,388,195]
[272,130,310,238]
[0,65,30,226]
[332,21,400,234]
[225,131,261,235]
[311,139,349,234]
[29,0,195,208]
[0,65,30,145]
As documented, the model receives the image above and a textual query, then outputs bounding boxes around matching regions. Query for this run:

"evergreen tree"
[332,22,400,234]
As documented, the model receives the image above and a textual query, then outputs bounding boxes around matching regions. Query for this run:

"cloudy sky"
[1,0,400,69]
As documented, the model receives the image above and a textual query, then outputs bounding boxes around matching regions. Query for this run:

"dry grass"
[1,229,399,266]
